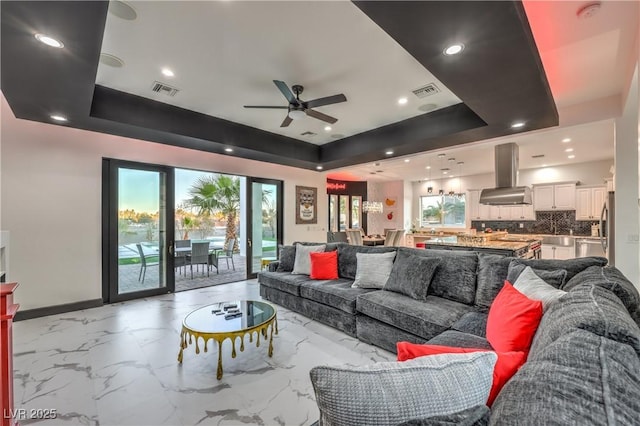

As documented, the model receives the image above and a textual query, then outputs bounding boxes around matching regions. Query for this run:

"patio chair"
[136,243,159,284]
[215,238,236,271]
[188,242,210,279]
[332,231,349,243]
[174,240,190,275]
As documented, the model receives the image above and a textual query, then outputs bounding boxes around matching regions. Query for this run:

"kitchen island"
[423,234,541,258]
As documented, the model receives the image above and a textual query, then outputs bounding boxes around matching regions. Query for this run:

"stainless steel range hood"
[479,143,532,205]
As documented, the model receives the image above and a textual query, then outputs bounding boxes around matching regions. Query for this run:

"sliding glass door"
[103,159,175,302]
[246,178,283,278]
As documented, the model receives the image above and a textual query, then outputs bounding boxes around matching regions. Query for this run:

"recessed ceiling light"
[443,171,448,175]
[398,97,408,105]
[565,148,574,152]
[224,148,233,153]
[324,125,332,132]
[542,164,548,167]
[425,166,431,169]
[161,68,175,77]
[562,138,572,143]
[385,150,394,155]
[50,114,67,122]
[437,153,446,158]
[404,159,410,163]
[35,34,64,48]
[444,44,464,55]
[316,165,323,170]
[568,155,576,159]
[511,121,526,129]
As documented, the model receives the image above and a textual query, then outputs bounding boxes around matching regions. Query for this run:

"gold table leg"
[216,340,223,380]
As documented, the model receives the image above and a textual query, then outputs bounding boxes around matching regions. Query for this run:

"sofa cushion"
[352,251,397,289]
[300,279,374,314]
[486,282,543,352]
[508,256,607,285]
[451,312,488,338]
[337,245,397,279]
[397,405,490,426]
[397,248,479,305]
[512,266,567,312]
[310,352,497,426]
[507,262,567,289]
[396,343,527,407]
[475,254,514,311]
[563,265,640,322]
[384,251,441,301]
[276,245,296,272]
[258,271,311,296]
[529,282,640,357]
[426,330,492,350]
[292,243,325,275]
[357,291,474,340]
[490,329,640,426]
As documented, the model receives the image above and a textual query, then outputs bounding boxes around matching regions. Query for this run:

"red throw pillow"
[486,281,543,352]
[310,251,338,280]
[396,342,527,406]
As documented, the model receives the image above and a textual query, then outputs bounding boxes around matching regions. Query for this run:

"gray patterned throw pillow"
[384,252,441,300]
[351,251,397,289]
[310,352,497,426]
[513,266,567,311]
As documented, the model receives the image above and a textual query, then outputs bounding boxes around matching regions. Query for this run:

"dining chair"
[189,242,211,278]
[332,231,349,243]
[346,229,363,245]
[393,229,406,247]
[384,229,398,246]
[215,238,236,271]
[136,243,159,284]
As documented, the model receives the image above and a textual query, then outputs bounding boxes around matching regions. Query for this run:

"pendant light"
[457,161,464,199]
[438,153,446,196]
[427,157,433,194]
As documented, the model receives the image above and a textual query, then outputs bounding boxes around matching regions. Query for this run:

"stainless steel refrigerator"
[575,192,614,263]
[600,192,615,264]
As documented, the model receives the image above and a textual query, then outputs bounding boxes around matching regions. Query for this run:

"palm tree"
[187,175,240,251]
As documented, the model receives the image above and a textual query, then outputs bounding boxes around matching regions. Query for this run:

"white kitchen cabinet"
[533,183,576,211]
[509,204,535,220]
[575,186,607,220]
[467,190,490,220]
[541,244,575,260]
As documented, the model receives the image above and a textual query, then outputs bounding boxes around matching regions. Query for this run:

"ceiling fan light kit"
[244,80,346,128]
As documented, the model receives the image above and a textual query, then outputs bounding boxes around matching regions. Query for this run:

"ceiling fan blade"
[303,94,347,109]
[280,115,293,127]
[244,105,289,109]
[273,80,297,104]
[306,108,338,124]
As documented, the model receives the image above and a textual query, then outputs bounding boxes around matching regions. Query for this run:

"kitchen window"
[420,194,466,228]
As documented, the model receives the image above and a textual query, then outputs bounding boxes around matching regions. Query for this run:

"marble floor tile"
[12,280,394,425]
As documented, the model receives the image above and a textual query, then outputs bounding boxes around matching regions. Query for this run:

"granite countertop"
[425,239,534,250]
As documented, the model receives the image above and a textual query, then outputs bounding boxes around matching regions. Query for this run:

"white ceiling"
[95,0,637,178]
[96,0,461,145]
[328,119,615,182]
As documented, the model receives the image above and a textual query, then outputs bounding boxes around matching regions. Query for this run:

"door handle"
[248,238,252,248]
[169,241,174,255]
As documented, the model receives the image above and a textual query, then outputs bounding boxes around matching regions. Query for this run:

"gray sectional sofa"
[258,242,640,423]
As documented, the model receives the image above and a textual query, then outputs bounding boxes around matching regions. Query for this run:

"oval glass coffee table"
[178,300,278,379]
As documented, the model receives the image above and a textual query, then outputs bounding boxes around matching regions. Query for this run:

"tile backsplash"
[471,211,603,236]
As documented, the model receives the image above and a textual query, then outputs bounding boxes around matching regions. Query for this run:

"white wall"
[614,65,640,284]
[1,96,326,310]
[366,180,404,235]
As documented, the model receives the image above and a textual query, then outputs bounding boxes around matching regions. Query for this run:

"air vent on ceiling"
[532,154,545,158]
[151,81,179,97]
[412,83,440,99]
[300,131,316,136]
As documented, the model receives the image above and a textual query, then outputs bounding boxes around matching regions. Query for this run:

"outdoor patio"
[118,252,254,293]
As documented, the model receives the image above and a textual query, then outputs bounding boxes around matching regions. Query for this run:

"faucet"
[550,217,558,235]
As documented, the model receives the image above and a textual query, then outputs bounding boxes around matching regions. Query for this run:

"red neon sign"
[326,182,347,191]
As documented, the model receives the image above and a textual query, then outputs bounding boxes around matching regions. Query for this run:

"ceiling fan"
[244,80,347,128]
